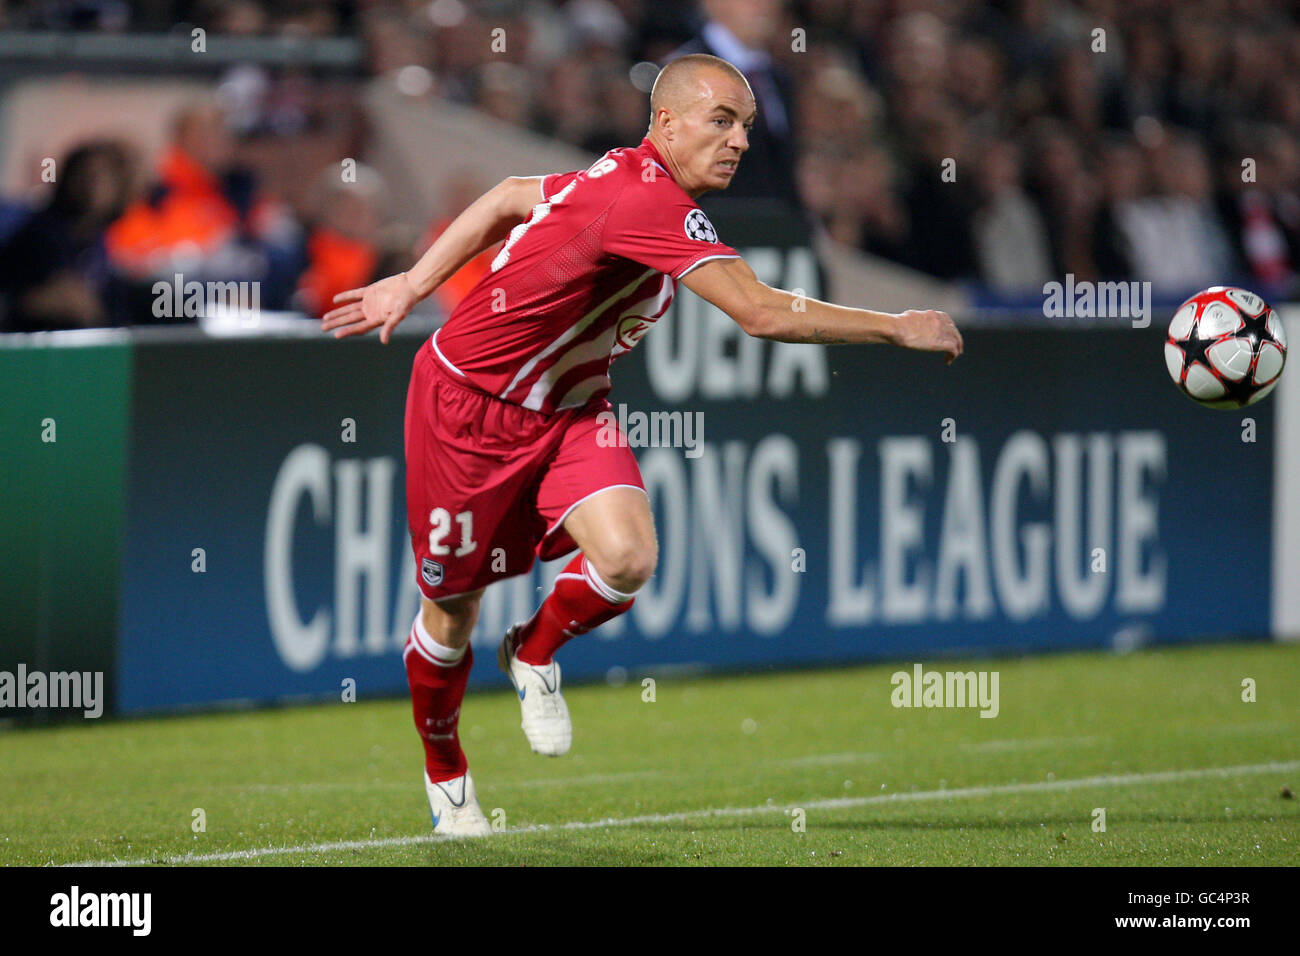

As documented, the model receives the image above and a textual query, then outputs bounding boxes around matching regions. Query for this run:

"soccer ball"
[1163,286,1287,408]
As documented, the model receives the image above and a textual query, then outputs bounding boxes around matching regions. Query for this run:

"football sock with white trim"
[404,612,472,782]
[514,552,635,666]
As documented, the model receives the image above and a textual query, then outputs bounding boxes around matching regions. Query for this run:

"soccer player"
[322,53,962,836]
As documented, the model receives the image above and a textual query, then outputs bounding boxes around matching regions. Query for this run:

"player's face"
[680,74,756,194]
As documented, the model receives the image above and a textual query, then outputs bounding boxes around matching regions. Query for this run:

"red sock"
[404,617,473,783]
[515,552,634,665]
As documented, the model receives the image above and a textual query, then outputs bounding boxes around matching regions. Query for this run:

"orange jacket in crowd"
[297,227,378,318]
[105,145,275,277]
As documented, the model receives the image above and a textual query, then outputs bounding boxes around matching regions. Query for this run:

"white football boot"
[498,623,572,756]
[424,771,492,837]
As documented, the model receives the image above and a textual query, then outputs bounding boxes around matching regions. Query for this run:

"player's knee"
[592,538,657,595]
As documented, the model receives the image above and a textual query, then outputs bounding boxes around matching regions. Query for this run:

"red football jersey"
[430,138,740,413]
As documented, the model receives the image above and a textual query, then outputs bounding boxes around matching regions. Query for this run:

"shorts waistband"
[425,336,565,418]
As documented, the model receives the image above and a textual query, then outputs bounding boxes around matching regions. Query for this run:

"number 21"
[429,507,477,557]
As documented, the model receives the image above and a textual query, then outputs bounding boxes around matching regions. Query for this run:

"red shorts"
[404,339,645,600]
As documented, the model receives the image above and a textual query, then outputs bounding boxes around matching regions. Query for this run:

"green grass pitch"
[2,641,1297,866]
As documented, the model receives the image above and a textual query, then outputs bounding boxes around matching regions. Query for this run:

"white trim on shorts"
[541,483,649,545]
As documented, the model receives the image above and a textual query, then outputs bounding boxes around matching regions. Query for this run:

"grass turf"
[2,641,1296,866]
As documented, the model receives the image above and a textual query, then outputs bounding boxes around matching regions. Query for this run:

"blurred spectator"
[20,0,130,31]
[1051,47,1103,139]
[795,148,837,232]
[0,140,135,332]
[1219,29,1273,126]
[971,138,1053,293]
[564,0,633,70]
[884,11,951,132]
[1167,21,1223,133]
[1218,130,1300,294]
[837,147,909,264]
[201,0,268,36]
[796,58,880,156]
[476,61,535,127]
[428,1,490,104]
[104,99,303,322]
[1102,21,1169,129]
[948,37,1006,131]
[1117,136,1235,294]
[534,54,602,147]
[668,0,804,209]
[993,0,1067,77]
[418,168,500,316]
[897,102,979,281]
[581,65,654,156]
[364,8,437,85]
[1024,120,1098,279]
[1089,136,1142,281]
[294,163,386,319]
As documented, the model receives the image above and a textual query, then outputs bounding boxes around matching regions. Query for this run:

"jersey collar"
[639,137,673,182]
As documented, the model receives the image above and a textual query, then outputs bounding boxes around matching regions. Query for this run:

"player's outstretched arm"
[681,256,964,364]
[321,176,544,343]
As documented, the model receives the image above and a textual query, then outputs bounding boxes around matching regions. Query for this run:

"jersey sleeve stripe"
[675,253,742,279]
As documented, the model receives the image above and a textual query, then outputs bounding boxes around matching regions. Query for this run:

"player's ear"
[654,108,673,139]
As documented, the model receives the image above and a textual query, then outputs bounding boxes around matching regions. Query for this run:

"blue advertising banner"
[115,302,1274,713]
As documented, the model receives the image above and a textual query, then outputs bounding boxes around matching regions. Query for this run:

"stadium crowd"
[2,0,1299,331]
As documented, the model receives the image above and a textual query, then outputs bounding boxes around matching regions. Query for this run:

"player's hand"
[894,309,963,365]
[321,272,420,344]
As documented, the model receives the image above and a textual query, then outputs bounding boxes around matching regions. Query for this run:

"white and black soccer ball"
[1163,286,1287,408]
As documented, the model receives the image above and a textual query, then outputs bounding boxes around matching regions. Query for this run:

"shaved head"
[650,54,752,122]
[646,53,756,198]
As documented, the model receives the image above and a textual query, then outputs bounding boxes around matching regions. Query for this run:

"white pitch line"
[776,751,885,767]
[67,758,1300,867]
[961,735,1101,753]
